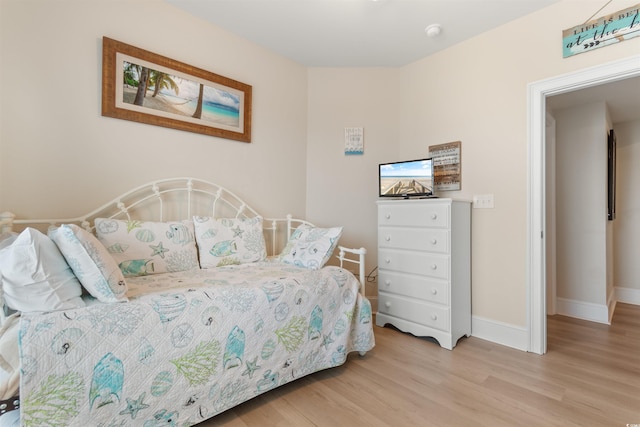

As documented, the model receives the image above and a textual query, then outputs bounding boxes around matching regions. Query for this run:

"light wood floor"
[201,303,640,426]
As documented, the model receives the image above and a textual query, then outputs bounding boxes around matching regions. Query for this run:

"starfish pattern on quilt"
[322,333,335,349]
[119,392,150,419]
[242,356,261,379]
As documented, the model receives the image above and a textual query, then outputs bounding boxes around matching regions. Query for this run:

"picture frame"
[607,128,616,220]
[428,141,462,191]
[102,37,252,142]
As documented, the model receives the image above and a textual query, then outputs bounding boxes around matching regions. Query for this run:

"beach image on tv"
[121,61,240,127]
[380,160,433,196]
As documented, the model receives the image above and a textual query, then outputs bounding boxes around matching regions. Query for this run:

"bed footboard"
[337,246,367,295]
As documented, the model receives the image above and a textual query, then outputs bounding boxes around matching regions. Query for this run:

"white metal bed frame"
[0,177,367,293]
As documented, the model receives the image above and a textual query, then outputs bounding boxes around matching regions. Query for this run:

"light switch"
[473,194,494,209]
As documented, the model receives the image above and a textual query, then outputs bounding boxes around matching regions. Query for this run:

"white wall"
[553,102,609,306]
[392,0,640,331]
[0,0,308,220]
[306,1,640,340]
[306,68,400,295]
[614,119,640,301]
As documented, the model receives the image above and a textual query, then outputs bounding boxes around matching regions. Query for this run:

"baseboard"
[615,286,640,305]
[372,293,638,351]
[370,305,529,352]
[370,290,639,352]
[556,297,610,324]
[470,315,529,352]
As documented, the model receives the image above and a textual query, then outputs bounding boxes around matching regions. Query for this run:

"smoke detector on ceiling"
[425,24,442,38]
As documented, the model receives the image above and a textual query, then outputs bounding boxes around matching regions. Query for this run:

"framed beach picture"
[102,37,252,142]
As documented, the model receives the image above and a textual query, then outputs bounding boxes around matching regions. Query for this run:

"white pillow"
[0,228,85,311]
[95,218,199,277]
[0,314,20,400]
[193,216,267,268]
[279,224,343,270]
[49,224,128,303]
[0,233,17,250]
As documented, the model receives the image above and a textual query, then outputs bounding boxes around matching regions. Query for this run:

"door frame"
[526,54,640,355]
[545,112,556,317]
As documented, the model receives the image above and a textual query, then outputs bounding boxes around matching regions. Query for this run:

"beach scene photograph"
[380,159,433,196]
[121,60,241,129]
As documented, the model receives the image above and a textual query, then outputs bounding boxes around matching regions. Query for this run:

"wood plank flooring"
[200,303,640,426]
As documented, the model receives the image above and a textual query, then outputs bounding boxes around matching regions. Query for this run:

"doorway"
[527,54,640,355]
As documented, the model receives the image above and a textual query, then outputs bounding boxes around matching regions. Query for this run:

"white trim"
[555,298,610,324]
[471,315,528,352]
[616,287,640,305]
[607,287,617,324]
[527,54,640,355]
[545,112,557,316]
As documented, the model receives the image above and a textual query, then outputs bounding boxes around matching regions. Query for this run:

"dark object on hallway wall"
[607,128,616,220]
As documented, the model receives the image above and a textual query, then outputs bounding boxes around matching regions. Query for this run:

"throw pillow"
[279,224,342,270]
[0,227,85,311]
[95,218,199,277]
[193,216,267,268]
[49,224,128,302]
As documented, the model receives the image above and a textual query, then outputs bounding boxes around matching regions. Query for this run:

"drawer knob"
[385,280,391,286]
[385,258,391,264]
[431,288,437,295]
[385,214,391,219]
[385,236,391,241]
[385,301,391,308]
[431,213,438,220]
[431,239,437,245]
[431,264,438,270]
[431,314,438,321]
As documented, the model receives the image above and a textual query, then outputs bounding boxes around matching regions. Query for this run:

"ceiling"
[165,0,559,67]
[547,76,640,124]
[165,0,639,123]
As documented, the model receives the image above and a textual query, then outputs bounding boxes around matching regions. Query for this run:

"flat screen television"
[379,158,435,198]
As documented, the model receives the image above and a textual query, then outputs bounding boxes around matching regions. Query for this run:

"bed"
[0,177,375,426]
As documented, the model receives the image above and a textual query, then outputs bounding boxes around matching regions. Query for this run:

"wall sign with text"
[563,4,639,58]
[428,141,461,191]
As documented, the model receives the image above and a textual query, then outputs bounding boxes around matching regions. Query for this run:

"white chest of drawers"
[376,198,471,350]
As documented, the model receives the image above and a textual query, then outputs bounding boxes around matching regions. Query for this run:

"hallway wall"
[553,101,612,322]
[614,119,640,303]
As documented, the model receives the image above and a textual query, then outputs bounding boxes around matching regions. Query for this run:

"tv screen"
[379,158,434,198]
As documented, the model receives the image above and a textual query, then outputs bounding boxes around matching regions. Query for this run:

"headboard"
[0,177,366,289]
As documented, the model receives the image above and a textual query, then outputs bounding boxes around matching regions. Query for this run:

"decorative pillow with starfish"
[95,218,199,277]
[193,216,267,268]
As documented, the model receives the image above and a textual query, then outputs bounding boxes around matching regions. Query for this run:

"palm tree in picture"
[192,83,204,119]
[133,66,150,106]
[123,62,139,88]
[150,71,180,98]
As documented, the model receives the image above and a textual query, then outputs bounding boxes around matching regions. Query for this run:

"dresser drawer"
[378,293,450,332]
[378,203,450,228]
[379,249,449,280]
[378,271,448,305]
[378,227,449,253]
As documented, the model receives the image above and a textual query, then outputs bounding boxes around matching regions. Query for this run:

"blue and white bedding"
[17,262,374,426]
